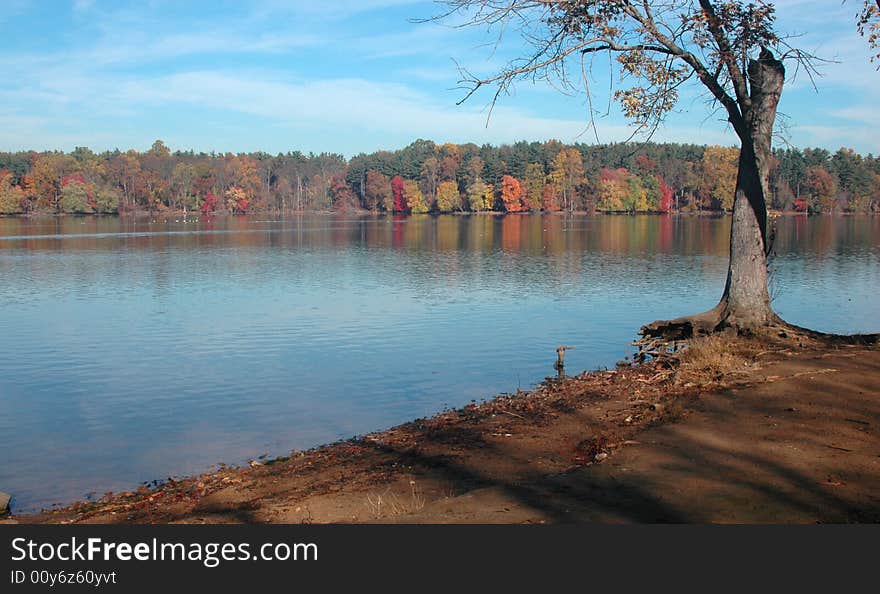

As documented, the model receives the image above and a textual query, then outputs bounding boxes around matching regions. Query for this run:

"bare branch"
[697,0,752,112]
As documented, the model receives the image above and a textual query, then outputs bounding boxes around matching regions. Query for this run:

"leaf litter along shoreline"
[5,332,880,524]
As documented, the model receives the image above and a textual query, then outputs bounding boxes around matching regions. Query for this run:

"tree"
[541,183,560,211]
[200,191,220,215]
[108,151,142,212]
[500,174,526,212]
[658,178,674,212]
[467,179,494,211]
[420,156,441,207]
[626,173,649,212]
[60,175,94,213]
[225,185,251,214]
[226,155,261,202]
[464,155,485,187]
[598,168,629,212]
[171,163,197,212]
[436,180,462,212]
[437,0,804,336]
[391,175,408,212]
[364,170,392,211]
[804,166,837,213]
[548,148,585,212]
[0,171,25,214]
[329,172,358,210]
[857,1,880,61]
[522,162,546,211]
[94,187,120,214]
[28,152,75,212]
[700,146,739,211]
[403,179,429,213]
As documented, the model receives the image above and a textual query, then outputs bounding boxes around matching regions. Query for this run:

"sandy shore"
[8,334,879,524]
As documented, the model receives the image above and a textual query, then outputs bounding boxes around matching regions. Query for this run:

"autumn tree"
[420,156,441,207]
[364,170,392,211]
[598,168,629,211]
[700,146,739,211]
[171,163,197,212]
[391,175,408,212]
[804,166,837,213]
[857,0,880,61]
[463,156,485,187]
[403,179,429,213]
[225,186,251,214]
[28,152,76,212]
[548,148,585,212]
[499,175,525,212]
[522,162,546,211]
[436,180,462,212]
[200,190,220,215]
[108,151,142,212]
[439,154,461,182]
[437,0,807,335]
[467,179,494,211]
[626,174,649,212]
[60,175,94,213]
[541,183,560,211]
[0,171,25,214]
[94,188,120,214]
[658,178,674,212]
[226,155,261,206]
[141,140,173,210]
[329,172,358,211]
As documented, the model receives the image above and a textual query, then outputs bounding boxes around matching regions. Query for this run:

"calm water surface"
[0,214,877,512]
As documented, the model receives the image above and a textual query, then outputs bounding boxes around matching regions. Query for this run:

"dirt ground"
[10,335,880,524]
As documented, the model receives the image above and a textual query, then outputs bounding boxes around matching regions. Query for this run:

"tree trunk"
[717,50,785,330]
[641,50,785,340]
[713,139,775,330]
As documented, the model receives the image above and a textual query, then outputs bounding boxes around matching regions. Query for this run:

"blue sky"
[0,0,877,156]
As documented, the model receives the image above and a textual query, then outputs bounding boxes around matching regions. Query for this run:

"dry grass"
[365,480,426,519]
[674,335,762,386]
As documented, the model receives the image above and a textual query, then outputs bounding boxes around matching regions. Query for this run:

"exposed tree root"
[635,303,878,364]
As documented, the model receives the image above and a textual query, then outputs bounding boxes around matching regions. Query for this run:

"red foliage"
[635,154,657,174]
[200,190,220,215]
[600,167,628,184]
[231,196,250,214]
[329,173,357,211]
[658,177,674,212]
[500,175,526,212]
[542,184,560,211]
[391,175,408,213]
[61,173,87,188]
[793,197,808,212]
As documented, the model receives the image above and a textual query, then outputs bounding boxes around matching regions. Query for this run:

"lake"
[1,213,877,512]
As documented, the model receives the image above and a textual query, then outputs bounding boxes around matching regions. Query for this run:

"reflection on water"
[0,213,877,512]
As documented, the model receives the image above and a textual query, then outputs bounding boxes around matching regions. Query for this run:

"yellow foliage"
[700,146,739,211]
[435,180,460,212]
[404,180,429,213]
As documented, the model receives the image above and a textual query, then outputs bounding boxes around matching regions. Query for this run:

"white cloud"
[0,0,876,154]
[795,124,880,151]
[829,106,880,126]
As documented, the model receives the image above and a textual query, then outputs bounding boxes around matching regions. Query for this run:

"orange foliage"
[541,184,560,211]
[500,174,525,212]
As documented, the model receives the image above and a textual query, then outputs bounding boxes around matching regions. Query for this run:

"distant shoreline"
[2,209,873,220]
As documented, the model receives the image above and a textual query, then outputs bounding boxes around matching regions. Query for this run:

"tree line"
[0,139,877,216]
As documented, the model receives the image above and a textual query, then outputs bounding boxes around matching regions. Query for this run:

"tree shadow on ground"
[357,359,880,523]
